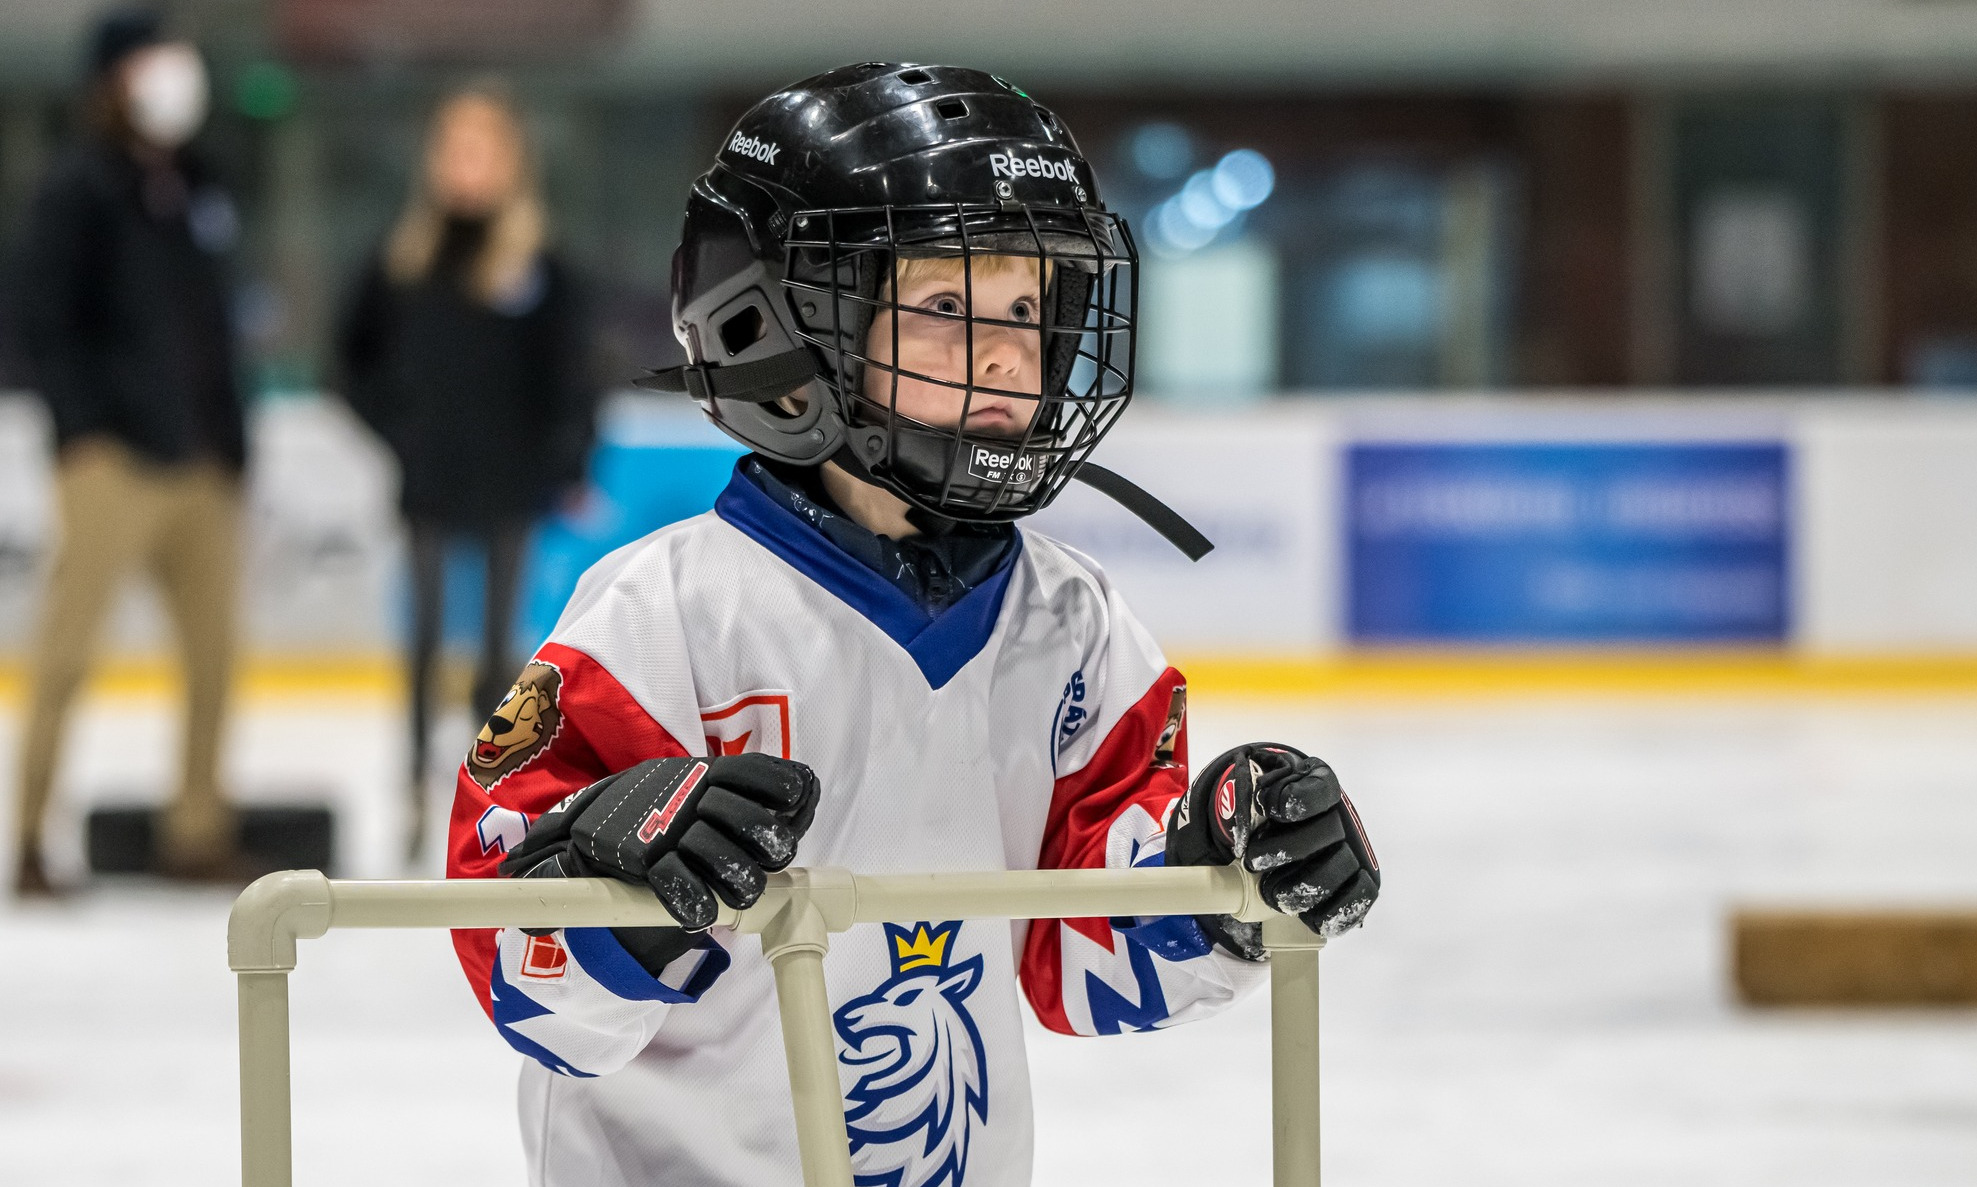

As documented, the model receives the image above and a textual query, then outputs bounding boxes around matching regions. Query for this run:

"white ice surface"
[3,694,1976,1185]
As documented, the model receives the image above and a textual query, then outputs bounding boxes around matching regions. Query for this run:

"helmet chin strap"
[1069,462,1215,562]
[636,350,819,403]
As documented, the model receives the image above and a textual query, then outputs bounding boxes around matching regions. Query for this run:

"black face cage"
[779,203,1137,522]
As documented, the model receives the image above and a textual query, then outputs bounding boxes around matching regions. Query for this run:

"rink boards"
[1,391,1975,667]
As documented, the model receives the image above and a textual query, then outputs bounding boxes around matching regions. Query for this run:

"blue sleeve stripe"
[488,959,596,1078]
[1115,913,1214,963]
[1083,938,1172,1035]
[670,940,731,999]
[1107,835,1213,963]
[563,927,730,1003]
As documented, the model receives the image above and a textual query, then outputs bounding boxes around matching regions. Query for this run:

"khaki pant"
[14,440,241,866]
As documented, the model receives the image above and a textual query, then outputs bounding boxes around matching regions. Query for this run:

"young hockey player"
[447,63,1380,1187]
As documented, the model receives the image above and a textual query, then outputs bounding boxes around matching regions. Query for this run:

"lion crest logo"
[467,661,562,789]
[835,921,990,1187]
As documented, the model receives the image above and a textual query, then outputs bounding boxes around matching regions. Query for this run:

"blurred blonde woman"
[336,85,598,859]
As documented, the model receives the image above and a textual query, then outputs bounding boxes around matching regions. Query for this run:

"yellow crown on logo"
[892,923,953,972]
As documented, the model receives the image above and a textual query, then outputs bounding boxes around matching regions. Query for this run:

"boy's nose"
[972,324,1038,387]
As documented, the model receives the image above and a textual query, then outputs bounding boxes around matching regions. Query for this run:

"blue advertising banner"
[1346,442,1790,642]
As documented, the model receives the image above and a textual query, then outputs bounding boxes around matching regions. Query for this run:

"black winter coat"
[336,227,598,529]
[10,139,245,469]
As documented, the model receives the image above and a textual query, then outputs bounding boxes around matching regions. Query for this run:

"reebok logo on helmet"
[966,443,1046,489]
[989,152,1077,182]
[728,132,781,165]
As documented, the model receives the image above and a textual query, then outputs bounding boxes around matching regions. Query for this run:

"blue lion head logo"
[834,921,990,1187]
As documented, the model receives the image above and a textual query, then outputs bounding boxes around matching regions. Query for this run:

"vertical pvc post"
[761,901,856,1187]
[238,971,295,1187]
[1263,915,1323,1187]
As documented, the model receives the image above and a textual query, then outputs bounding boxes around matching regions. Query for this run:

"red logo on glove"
[1343,793,1379,871]
[1214,773,1239,844]
[637,761,709,844]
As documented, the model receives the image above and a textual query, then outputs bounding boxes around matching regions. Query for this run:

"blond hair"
[885,252,1048,297]
[385,84,545,305]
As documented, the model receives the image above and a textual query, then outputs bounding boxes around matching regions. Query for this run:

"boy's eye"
[930,296,964,317]
[1010,300,1036,324]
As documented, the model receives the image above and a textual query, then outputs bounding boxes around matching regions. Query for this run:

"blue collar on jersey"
[741,458,1016,612]
[713,462,1023,689]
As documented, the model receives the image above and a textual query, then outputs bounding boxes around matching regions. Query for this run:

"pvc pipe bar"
[848,865,1260,926]
[1263,915,1324,1187]
[228,865,1265,969]
[236,972,294,1187]
[228,865,1318,1187]
[759,897,856,1187]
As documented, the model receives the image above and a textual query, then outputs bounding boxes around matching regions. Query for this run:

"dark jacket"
[11,139,245,469]
[335,221,598,529]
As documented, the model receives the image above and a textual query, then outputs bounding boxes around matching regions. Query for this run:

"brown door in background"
[1882,95,1977,387]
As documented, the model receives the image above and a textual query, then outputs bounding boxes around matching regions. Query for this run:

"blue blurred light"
[1142,144,1273,256]
[1177,172,1235,231]
[1129,123,1194,179]
[1153,198,1217,252]
[1211,149,1274,211]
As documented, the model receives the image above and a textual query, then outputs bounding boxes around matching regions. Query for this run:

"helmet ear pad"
[671,198,849,466]
[682,258,846,466]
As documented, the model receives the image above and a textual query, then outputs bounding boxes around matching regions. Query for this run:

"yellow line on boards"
[2,651,1977,706]
[0,657,404,703]
[1177,651,1977,699]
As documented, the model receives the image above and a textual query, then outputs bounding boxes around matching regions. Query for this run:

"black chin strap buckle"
[1071,462,1215,562]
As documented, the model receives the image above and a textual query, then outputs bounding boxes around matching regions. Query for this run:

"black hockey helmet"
[643,63,1209,548]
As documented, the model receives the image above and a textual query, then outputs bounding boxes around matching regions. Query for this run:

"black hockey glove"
[498,754,821,972]
[1167,744,1380,960]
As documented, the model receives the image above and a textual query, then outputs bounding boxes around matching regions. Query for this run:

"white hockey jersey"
[448,462,1267,1187]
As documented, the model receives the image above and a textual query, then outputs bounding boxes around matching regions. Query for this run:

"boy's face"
[861,257,1045,438]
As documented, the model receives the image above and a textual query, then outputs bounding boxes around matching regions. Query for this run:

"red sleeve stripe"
[447,642,692,1019]
[1021,667,1190,1035]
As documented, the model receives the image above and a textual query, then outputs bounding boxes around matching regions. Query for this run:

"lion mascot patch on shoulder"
[468,661,563,790]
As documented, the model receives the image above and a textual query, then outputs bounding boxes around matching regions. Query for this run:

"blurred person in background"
[335,84,598,860]
[8,9,246,898]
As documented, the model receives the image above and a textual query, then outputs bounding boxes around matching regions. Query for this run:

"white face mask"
[124,44,209,149]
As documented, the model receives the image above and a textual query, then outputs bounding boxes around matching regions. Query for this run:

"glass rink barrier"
[227,865,1325,1187]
